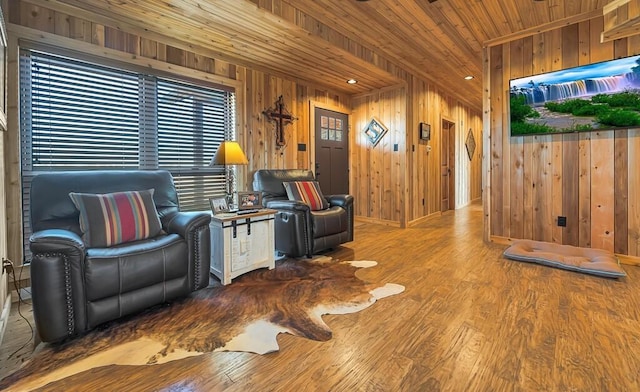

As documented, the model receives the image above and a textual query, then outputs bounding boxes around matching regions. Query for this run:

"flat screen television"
[509,54,640,136]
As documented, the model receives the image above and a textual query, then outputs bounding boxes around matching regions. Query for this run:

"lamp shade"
[210,141,249,166]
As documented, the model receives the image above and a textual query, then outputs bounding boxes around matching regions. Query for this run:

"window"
[19,49,235,261]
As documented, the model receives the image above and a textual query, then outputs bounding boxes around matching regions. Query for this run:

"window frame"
[18,44,240,262]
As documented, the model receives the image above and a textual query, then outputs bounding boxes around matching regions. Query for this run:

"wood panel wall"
[252,0,483,226]
[410,77,483,222]
[5,0,482,262]
[4,1,349,264]
[486,16,640,256]
[352,80,482,227]
[243,71,350,175]
[352,87,408,226]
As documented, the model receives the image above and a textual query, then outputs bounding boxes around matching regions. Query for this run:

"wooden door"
[441,120,455,211]
[314,108,349,195]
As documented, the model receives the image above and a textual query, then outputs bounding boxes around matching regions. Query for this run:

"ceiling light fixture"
[464,75,474,80]
[347,79,358,84]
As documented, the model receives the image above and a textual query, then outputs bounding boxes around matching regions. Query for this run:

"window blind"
[26,52,140,169]
[19,49,235,262]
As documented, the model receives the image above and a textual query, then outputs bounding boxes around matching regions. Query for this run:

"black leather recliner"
[253,169,354,258]
[29,170,211,343]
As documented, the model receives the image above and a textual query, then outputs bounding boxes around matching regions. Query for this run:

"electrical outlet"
[557,216,567,227]
[2,259,13,274]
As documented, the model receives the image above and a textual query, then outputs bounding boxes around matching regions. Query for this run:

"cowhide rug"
[0,256,404,391]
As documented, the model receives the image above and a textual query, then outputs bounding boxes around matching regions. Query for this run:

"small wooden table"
[209,209,276,285]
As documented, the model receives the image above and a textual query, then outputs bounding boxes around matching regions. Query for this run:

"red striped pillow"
[69,189,162,247]
[283,181,329,211]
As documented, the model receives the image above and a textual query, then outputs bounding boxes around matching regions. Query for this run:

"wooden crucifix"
[263,95,297,147]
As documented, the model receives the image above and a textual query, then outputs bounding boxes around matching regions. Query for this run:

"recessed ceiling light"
[347,79,358,84]
[464,75,474,80]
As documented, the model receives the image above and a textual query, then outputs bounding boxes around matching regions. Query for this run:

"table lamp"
[210,141,249,208]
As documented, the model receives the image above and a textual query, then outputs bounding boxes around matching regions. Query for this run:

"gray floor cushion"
[503,239,626,278]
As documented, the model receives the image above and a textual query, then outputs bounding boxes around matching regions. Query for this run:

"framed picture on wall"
[419,122,430,141]
[465,128,476,161]
[364,117,388,147]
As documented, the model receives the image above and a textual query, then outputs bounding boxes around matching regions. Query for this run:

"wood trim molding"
[484,9,603,47]
[22,0,402,95]
[601,0,640,42]
[0,294,9,346]
[0,0,5,133]
[481,46,491,243]
[350,82,408,100]
[407,211,442,227]
[8,24,243,91]
[354,216,401,228]
[489,235,515,246]
[604,0,634,14]
[5,23,246,265]
[617,254,640,266]
[601,21,640,42]
[5,27,20,266]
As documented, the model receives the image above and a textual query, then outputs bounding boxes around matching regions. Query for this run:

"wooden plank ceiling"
[46,0,610,110]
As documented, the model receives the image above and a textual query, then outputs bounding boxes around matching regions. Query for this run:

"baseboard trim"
[617,255,640,266]
[0,293,11,347]
[354,216,401,228]
[489,236,514,246]
[490,235,640,266]
[407,211,442,227]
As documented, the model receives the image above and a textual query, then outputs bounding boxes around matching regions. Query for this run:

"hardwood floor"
[2,201,640,391]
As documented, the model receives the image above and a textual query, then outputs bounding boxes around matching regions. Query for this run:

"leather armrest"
[327,194,354,208]
[29,229,87,343]
[30,229,85,254]
[265,199,311,213]
[161,211,211,291]
[162,211,211,238]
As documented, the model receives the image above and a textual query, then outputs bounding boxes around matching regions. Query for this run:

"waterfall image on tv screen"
[509,54,640,136]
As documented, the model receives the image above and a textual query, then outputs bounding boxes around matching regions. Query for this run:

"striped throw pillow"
[283,181,329,211]
[69,189,162,247]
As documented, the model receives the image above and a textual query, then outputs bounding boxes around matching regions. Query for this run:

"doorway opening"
[441,119,455,212]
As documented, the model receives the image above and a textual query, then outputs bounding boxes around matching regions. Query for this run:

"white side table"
[209,209,276,285]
